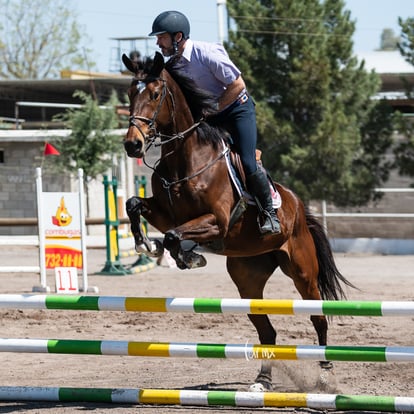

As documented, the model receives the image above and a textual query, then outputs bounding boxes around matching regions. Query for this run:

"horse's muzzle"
[123,140,144,158]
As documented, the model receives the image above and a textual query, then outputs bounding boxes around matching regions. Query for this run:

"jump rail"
[1,295,413,410]
[0,386,412,411]
[0,294,413,316]
[1,338,413,362]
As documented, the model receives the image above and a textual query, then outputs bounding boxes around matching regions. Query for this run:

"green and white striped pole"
[0,386,412,411]
[0,338,413,362]
[0,295,413,316]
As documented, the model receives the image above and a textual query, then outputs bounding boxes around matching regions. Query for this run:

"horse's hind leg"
[277,241,328,344]
[227,253,278,391]
[278,243,336,390]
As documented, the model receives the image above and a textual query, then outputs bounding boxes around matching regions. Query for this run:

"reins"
[164,144,229,188]
[143,122,229,220]
[144,120,202,149]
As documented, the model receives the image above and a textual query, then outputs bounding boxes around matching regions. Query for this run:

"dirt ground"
[0,244,413,413]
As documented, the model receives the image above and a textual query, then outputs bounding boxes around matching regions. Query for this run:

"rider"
[148,10,280,235]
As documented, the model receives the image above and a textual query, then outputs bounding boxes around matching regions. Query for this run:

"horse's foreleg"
[125,196,164,258]
[163,213,223,269]
[247,314,276,391]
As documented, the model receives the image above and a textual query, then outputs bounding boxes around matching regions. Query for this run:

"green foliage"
[398,17,414,66]
[0,0,94,79]
[379,28,400,51]
[394,17,414,186]
[393,113,414,183]
[52,91,123,182]
[226,0,394,206]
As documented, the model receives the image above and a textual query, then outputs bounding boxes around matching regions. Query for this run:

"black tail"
[306,211,356,300]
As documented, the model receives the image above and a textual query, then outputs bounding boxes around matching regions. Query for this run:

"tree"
[394,17,414,186]
[378,28,399,51]
[393,113,414,182]
[51,91,123,213]
[226,0,393,206]
[0,0,94,79]
[398,17,414,66]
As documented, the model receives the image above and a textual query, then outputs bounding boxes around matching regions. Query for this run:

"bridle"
[128,76,203,149]
[128,77,171,146]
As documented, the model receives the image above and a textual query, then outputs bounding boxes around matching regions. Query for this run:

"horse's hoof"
[320,360,334,370]
[175,258,189,270]
[183,251,207,269]
[249,381,272,392]
[173,251,207,270]
[135,239,164,258]
[317,362,337,392]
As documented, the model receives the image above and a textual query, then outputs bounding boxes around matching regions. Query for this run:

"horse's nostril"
[124,140,143,157]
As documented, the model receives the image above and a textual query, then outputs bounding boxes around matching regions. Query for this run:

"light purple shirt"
[170,39,241,100]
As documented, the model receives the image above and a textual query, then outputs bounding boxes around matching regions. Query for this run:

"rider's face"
[156,33,174,57]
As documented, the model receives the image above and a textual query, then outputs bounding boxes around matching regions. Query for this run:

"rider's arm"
[217,76,246,111]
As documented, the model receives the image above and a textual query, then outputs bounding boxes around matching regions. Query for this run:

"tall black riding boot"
[246,168,281,234]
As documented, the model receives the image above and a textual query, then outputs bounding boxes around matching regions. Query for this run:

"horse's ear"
[122,53,137,75]
[149,51,165,77]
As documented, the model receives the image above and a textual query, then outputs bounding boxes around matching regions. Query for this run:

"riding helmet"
[149,10,190,39]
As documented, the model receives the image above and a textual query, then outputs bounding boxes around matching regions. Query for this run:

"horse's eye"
[152,92,160,100]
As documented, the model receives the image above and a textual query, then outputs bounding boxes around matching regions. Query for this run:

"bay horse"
[122,52,354,391]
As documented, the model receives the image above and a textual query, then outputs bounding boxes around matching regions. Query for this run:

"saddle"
[228,148,281,209]
[203,147,281,252]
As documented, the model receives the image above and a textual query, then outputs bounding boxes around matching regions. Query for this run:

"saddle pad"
[225,151,282,209]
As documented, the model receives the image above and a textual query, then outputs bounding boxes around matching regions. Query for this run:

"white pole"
[126,156,134,199]
[321,200,328,234]
[34,167,49,292]
[217,0,227,44]
[78,169,88,292]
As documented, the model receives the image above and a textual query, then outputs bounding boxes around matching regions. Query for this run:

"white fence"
[319,188,414,232]
[318,188,414,254]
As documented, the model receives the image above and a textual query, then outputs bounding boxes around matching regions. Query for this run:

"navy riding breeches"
[208,95,258,176]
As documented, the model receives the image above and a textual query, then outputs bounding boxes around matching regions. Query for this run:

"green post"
[96,175,131,275]
[131,175,153,267]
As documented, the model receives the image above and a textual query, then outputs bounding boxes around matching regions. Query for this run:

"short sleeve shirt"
[170,39,241,100]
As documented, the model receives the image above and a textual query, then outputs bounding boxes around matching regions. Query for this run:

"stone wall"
[0,142,69,235]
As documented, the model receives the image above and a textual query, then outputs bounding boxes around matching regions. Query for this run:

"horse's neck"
[167,79,194,132]
[160,72,222,174]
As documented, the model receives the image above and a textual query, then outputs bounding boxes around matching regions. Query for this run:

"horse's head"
[122,52,172,158]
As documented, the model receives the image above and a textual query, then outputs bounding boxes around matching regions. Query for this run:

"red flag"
[44,142,60,156]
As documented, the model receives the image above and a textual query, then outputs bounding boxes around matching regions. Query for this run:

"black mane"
[124,52,228,147]
[164,60,228,147]
[165,60,218,121]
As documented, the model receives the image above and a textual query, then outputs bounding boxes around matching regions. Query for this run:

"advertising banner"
[42,192,82,269]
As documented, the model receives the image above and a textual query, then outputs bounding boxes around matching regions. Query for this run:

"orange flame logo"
[52,196,73,227]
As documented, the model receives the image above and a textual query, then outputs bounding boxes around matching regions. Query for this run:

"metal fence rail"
[319,188,414,233]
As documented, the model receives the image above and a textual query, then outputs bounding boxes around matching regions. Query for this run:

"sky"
[73,0,414,73]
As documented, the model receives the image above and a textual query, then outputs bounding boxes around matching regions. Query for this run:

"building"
[0,72,146,236]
